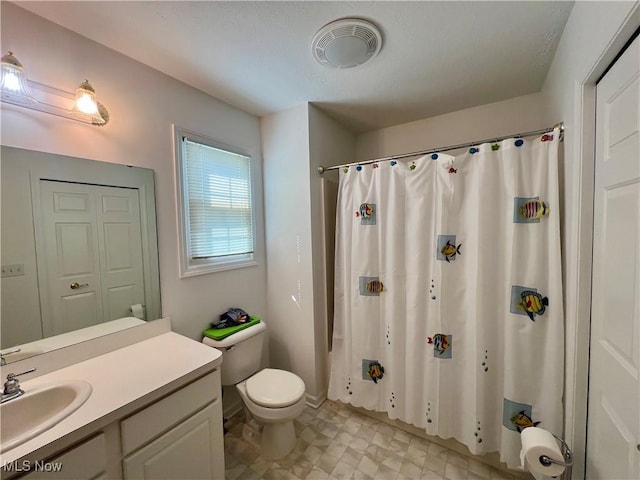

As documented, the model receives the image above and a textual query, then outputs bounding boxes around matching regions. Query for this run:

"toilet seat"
[246,368,305,408]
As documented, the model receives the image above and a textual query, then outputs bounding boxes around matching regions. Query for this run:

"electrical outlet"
[1,264,25,278]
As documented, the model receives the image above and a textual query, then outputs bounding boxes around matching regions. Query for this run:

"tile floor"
[224,399,523,480]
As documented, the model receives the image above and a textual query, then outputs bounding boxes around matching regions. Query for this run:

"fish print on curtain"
[328,129,564,469]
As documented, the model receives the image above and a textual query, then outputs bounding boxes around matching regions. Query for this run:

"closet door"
[587,34,639,479]
[40,180,104,336]
[39,181,145,336]
[95,185,145,321]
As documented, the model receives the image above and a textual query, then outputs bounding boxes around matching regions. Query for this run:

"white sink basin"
[1,380,92,452]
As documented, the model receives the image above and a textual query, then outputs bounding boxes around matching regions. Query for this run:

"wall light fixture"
[70,79,107,125]
[0,51,109,126]
[0,51,36,104]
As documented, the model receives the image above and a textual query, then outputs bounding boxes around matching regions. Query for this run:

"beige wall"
[261,104,355,404]
[356,91,549,161]
[1,152,44,347]
[308,104,356,399]
[261,105,316,397]
[1,4,267,343]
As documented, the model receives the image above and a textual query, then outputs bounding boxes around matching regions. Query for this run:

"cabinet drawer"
[21,434,107,480]
[121,369,220,455]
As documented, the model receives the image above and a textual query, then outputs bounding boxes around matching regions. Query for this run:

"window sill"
[179,258,257,278]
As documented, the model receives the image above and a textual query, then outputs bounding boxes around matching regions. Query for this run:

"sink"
[1,380,92,452]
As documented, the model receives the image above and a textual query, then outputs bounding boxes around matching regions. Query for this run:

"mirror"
[1,146,161,364]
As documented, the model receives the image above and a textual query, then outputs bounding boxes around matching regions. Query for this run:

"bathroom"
[1,1,638,479]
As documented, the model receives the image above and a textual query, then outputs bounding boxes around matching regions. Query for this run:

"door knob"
[70,282,88,290]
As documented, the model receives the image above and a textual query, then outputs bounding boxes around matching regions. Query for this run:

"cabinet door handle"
[70,282,89,290]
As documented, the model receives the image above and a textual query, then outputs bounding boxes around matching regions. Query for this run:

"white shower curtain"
[328,129,563,469]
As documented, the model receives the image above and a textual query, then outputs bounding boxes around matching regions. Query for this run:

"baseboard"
[223,397,244,420]
[305,391,327,409]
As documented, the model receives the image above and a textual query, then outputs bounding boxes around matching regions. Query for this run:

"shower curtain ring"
[553,122,565,141]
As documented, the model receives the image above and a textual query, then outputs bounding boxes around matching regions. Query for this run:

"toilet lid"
[246,368,306,408]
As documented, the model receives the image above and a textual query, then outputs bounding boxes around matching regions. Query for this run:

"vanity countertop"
[3,317,146,361]
[0,332,222,465]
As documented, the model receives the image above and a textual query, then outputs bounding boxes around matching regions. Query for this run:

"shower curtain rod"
[317,122,564,174]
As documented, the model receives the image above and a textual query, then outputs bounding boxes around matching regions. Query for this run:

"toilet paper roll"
[520,427,565,477]
[130,303,145,320]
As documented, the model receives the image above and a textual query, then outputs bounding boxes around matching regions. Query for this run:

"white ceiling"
[15,1,574,133]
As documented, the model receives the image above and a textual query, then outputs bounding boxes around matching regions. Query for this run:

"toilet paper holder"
[539,433,573,468]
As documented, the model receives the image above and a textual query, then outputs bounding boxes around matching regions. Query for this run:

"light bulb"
[71,79,106,124]
[76,92,99,114]
[3,71,20,91]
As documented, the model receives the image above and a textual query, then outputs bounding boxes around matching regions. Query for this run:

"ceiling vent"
[312,18,383,69]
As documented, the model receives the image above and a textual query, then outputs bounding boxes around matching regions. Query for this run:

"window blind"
[182,137,254,260]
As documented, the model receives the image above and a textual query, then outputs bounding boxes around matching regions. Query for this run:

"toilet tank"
[201,321,267,386]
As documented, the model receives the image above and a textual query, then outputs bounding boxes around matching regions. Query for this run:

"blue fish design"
[428,334,450,354]
[359,203,374,219]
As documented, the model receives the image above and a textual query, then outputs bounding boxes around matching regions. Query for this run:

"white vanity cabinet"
[121,370,224,480]
[7,370,224,480]
[1,330,224,480]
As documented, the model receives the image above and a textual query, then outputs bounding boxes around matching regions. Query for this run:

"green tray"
[203,316,261,341]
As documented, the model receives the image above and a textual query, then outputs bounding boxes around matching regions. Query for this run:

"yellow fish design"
[510,410,540,432]
[441,240,461,262]
[367,361,384,383]
[516,290,549,321]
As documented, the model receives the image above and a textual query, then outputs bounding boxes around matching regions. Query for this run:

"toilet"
[202,321,306,459]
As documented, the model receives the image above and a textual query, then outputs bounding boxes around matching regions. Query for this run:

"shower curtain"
[328,129,563,469]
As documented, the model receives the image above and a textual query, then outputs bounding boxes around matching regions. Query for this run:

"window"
[174,127,256,276]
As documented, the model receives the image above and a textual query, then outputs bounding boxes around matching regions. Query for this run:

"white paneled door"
[39,181,145,336]
[587,35,640,479]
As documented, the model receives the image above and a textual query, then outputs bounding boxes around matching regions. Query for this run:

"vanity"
[1,147,225,478]
[0,320,224,480]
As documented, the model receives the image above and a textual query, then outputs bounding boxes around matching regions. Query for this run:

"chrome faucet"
[0,347,21,366]
[1,368,36,403]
